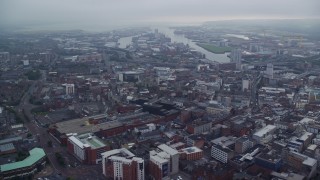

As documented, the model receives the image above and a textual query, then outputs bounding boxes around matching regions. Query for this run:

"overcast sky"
[1,0,319,30]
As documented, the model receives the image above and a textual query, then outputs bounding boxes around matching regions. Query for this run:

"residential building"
[265,63,274,79]
[67,133,109,164]
[101,148,145,180]
[230,49,242,70]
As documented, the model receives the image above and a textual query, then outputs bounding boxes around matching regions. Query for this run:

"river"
[118,27,230,63]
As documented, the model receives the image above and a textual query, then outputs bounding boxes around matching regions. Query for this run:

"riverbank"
[197,43,232,54]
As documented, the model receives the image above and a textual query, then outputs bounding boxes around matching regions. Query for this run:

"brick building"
[186,119,212,135]
[180,146,203,161]
[67,133,109,164]
[101,148,144,180]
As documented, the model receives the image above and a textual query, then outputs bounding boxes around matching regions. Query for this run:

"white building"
[101,148,145,180]
[157,144,179,174]
[253,125,277,144]
[67,133,107,164]
[65,84,75,95]
[149,144,179,179]
[211,144,234,163]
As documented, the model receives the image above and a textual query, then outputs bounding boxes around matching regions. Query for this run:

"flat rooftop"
[181,146,202,154]
[101,148,135,159]
[69,133,106,149]
[53,112,161,135]
[253,125,276,138]
[53,115,123,134]
[211,136,236,147]
[0,143,15,152]
[158,144,179,156]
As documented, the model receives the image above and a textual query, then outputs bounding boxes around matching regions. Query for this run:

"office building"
[235,136,254,154]
[211,144,234,163]
[149,144,179,180]
[186,119,212,135]
[180,146,203,161]
[101,148,144,180]
[242,79,250,92]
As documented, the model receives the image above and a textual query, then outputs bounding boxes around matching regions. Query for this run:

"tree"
[47,140,53,147]
[27,133,32,138]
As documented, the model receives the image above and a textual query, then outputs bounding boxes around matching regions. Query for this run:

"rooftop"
[0,143,15,152]
[158,144,179,156]
[180,147,202,154]
[0,148,45,172]
[253,125,276,138]
[212,144,233,153]
[0,136,23,145]
[53,114,123,134]
[211,136,236,147]
[69,133,106,149]
[101,148,135,159]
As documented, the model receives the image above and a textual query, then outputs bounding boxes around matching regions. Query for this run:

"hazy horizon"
[1,0,320,32]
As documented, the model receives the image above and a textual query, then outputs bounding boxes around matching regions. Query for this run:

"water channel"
[118,27,230,63]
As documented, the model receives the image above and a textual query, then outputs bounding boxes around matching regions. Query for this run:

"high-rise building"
[101,148,145,180]
[149,144,179,180]
[266,63,274,79]
[242,79,250,92]
[230,49,242,70]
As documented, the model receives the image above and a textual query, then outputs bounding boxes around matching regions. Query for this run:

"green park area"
[197,43,232,54]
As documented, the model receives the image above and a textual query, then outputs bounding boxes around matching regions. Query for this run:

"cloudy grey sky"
[0,0,319,30]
